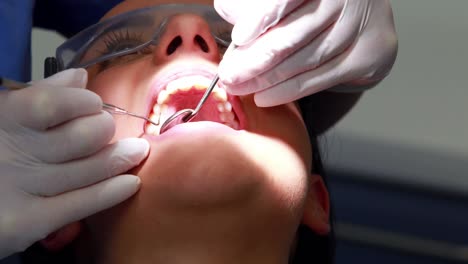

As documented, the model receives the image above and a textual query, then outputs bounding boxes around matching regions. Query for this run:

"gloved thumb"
[32,68,88,89]
[214,0,243,25]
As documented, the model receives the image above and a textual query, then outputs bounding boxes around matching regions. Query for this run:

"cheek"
[112,117,145,141]
[86,66,150,141]
[241,98,312,171]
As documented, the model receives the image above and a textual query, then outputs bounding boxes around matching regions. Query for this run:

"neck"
[74,202,294,264]
[75,227,290,264]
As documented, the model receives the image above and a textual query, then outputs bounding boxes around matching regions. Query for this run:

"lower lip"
[142,121,241,142]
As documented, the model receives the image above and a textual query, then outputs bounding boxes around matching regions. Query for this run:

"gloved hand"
[0,69,149,258]
[215,0,398,106]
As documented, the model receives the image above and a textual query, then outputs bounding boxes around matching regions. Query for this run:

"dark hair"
[22,97,335,264]
[287,96,336,264]
[290,96,336,264]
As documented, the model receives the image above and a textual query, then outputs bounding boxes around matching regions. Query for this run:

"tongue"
[166,89,223,123]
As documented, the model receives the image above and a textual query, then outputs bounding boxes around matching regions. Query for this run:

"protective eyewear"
[50,4,233,72]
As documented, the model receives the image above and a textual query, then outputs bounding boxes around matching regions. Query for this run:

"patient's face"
[79,0,325,262]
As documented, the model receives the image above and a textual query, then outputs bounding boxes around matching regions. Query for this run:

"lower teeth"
[146,103,239,135]
[145,119,239,135]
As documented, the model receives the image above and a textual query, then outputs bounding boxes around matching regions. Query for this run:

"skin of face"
[41,1,330,263]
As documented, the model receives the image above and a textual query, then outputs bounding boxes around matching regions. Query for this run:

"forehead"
[103,0,213,20]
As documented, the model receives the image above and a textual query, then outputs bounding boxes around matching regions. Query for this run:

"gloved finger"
[218,0,341,87]
[213,0,248,25]
[34,174,141,243]
[218,0,306,45]
[253,49,354,107]
[21,138,149,196]
[31,68,88,89]
[223,15,359,96]
[26,111,115,163]
[4,85,103,131]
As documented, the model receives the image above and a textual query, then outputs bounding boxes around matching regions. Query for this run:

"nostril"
[166,36,183,55]
[194,35,209,53]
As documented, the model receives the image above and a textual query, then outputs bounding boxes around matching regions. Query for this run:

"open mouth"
[145,75,244,135]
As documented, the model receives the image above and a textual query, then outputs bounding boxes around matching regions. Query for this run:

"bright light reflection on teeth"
[153,105,160,115]
[224,102,232,112]
[180,86,191,91]
[165,76,212,93]
[146,123,157,134]
[150,113,159,122]
[166,84,178,94]
[217,103,225,112]
[216,102,233,112]
[157,90,169,104]
[213,88,227,101]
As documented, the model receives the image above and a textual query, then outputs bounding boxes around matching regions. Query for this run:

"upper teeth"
[156,76,227,105]
[166,76,210,93]
[146,75,238,135]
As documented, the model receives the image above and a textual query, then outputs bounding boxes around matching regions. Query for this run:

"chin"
[125,120,308,218]
[89,126,308,256]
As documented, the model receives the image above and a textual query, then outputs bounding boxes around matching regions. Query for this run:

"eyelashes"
[95,29,152,70]
[99,29,147,55]
[99,27,231,55]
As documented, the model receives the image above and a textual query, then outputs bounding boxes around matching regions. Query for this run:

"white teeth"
[217,102,232,112]
[219,112,234,122]
[160,76,228,105]
[146,76,239,135]
[157,90,169,104]
[180,85,191,91]
[146,123,158,134]
[160,104,168,113]
[194,84,206,90]
[224,102,232,112]
[159,105,173,124]
[217,103,225,112]
[225,112,235,121]
[213,87,227,101]
[152,105,160,115]
[150,113,159,123]
[166,84,179,94]
[166,76,211,93]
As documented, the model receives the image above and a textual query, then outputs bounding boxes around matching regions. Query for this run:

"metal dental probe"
[159,43,237,134]
[158,75,219,134]
[101,103,159,126]
[0,77,159,126]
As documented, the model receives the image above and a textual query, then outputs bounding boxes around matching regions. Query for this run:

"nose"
[152,14,220,63]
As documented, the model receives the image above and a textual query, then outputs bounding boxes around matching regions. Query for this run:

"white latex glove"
[0,69,149,258]
[215,0,398,106]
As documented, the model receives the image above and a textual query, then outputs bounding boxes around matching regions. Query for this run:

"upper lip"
[144,62,219,118]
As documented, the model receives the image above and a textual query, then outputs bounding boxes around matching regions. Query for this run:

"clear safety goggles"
[55,4,233,71]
